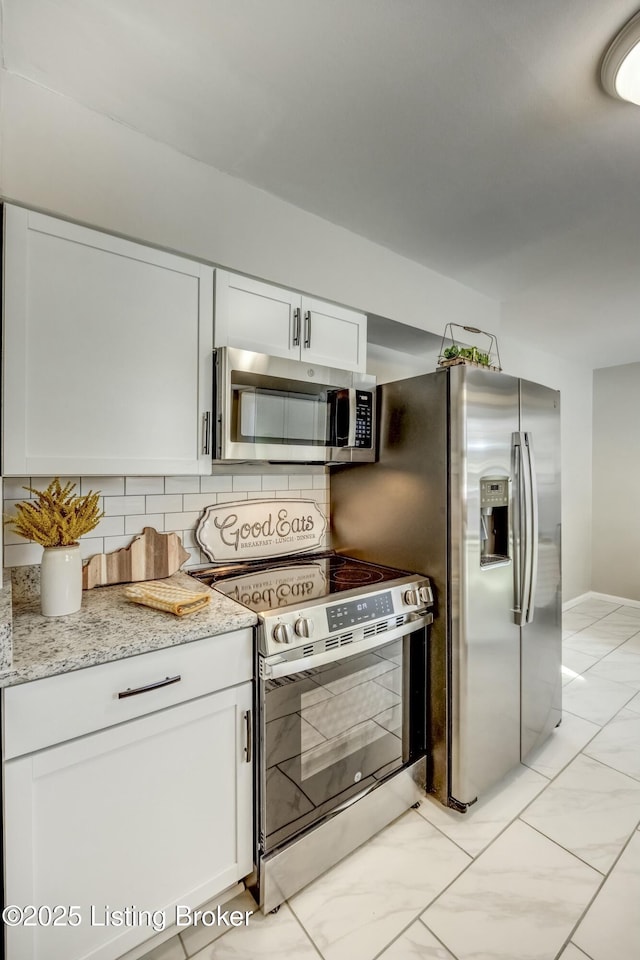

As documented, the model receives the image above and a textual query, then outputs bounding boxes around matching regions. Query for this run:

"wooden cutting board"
[82,527,190,590]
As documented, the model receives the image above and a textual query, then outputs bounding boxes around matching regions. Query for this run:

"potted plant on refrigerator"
[438,324,501,371]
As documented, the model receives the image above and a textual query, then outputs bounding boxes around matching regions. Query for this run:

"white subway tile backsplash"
[125,477,165,495]
[103,535,136,553]
[164,476,200,494]
[163,512,200,533]
[103,495,146,516]
[232,475,262,491]
[79,538,104,559]
[200,475,233,493]
[145,494,183,514]
[34,476,81,492]
[288,474,314,489]
[262,475,289,490]
[80,476,123,496]
[3,528,28,546]
[4,543,43,566]
[85,516,126,539]
[3,473,330,567]
[2,478,32,499]
[183,493,218,512]
[4,500,25,517]
[124,514,165,536]
[182,545,205,567]
[216,491,249,503]
[305,489,329,502]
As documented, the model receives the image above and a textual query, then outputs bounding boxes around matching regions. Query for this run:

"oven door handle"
[261,613,432,680]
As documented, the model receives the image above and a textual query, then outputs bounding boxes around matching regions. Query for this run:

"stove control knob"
[419,585,433,605]
[295,617,314,638]
[273,622,294,645]
[403,588,420,606]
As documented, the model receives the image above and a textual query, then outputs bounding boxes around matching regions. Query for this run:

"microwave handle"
[346,388,357,447]
[331,388,357,448]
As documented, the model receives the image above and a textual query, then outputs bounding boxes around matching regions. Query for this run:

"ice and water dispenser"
[480,476,510,566]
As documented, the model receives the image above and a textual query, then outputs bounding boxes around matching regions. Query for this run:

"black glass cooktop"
[191,551,412,613]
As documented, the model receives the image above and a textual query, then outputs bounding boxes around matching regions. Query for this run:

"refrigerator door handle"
[512,431,534,626]
[512,432,523,623]
[523,432,539,624]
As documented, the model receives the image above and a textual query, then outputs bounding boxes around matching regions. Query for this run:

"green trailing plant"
[4,478,103,547]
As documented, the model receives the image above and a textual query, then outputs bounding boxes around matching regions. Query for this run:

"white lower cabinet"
[2,635,254,960]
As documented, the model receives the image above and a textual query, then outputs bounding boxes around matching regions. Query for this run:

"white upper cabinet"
[2,206,214,475]
[215,270,367,371]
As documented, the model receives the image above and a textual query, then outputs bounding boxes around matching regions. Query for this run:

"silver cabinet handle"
[118,675,181,699]
[303,310,311,348]
[244,709,252,763]
[292,307,301,347]
[202,411,211,455]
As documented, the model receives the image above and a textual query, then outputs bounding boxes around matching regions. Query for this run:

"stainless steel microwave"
[212,348,376,463]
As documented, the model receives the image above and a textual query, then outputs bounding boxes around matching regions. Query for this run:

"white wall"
[499,335,593,603]
[0,71,592,599]
[592,363,640,601]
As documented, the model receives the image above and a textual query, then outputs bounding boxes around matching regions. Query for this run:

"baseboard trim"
[562,593,591,612]
[589,590,640,609]
[562,590,640,612]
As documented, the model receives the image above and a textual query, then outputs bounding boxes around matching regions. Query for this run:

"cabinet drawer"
[3,629,253,759]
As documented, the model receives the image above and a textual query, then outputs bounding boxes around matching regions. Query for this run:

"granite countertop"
[0,567,257,688]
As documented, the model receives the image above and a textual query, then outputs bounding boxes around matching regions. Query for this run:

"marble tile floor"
[140,599,640,960]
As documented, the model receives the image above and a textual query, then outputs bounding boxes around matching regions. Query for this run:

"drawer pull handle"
[118,675,182,699]
[244,709,252,763]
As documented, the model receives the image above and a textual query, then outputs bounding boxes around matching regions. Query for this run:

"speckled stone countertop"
[0,567,257,688]
[0,573,13,675]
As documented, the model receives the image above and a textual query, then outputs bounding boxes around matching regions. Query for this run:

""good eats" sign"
[196,499,328,561]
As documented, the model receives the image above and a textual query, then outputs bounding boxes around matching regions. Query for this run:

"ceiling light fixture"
[602,9,640,104]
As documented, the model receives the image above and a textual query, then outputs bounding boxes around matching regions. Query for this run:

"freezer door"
[519,379,562,758]
[449,366,521,806]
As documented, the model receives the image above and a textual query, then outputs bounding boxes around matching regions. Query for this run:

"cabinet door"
[215,270,300,360]
[300,296,367,372]
[3,206,214,475]
[4,683,253,960]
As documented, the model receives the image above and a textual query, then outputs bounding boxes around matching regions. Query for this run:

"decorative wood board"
[196,499,328,562]
[82,527,190,590]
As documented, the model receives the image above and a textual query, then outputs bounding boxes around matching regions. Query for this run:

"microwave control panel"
[354,392,374,448]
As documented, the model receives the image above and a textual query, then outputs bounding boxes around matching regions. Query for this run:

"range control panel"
[326,591,394,632]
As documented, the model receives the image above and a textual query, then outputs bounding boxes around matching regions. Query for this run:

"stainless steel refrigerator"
[330,365,561,810]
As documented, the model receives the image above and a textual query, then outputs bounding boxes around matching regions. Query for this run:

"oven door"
[257,617,428,856]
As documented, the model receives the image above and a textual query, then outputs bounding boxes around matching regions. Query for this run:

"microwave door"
[213,347,376,463]
[284,395,327,445]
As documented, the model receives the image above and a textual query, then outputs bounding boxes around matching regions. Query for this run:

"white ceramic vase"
[40,543,82,617]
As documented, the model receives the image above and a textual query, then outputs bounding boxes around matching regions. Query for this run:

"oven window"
[235,387,329,446]
[260,633,426,853]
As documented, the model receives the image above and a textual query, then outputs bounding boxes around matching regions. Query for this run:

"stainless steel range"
[192,551,433,912]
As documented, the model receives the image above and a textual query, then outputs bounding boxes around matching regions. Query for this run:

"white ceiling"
[3,0,640,368]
